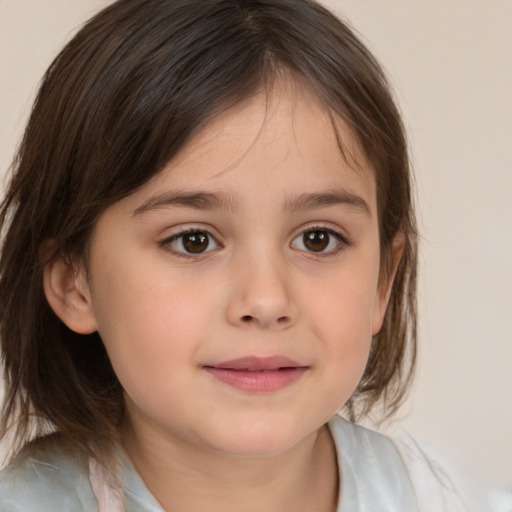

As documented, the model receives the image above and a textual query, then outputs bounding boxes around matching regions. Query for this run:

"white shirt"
[1,415,511,511]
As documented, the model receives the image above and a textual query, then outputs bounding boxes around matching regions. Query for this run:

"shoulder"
[329,415,512,512]
[328,414,410,475]
[393,434,512,512]
[0,435,98,512]
[328,415,418,510]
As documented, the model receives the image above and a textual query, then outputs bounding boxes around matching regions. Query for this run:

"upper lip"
[204,356,306,371]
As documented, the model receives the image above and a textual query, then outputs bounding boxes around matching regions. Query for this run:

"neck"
[122,422,338,512]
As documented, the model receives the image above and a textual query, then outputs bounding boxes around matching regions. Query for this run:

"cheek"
[301,260,379,389]
[305,259,380,340]
[88,252,215,390]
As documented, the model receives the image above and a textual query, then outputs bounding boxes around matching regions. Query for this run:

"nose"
[225,255,297,330]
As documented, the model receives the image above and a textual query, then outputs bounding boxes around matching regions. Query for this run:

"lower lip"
[204,367,308,393]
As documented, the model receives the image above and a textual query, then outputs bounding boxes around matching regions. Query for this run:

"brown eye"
[291,228,345,254]
[303,230,330,252]
[182,231,210,253]
[165,230,219,256]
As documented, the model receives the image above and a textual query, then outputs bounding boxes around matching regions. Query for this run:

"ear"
[42,248,98,335]
[372,233,405,335]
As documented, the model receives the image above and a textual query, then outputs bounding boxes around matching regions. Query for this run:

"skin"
[44,78,402,512]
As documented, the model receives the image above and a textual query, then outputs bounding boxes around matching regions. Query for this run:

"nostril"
[237,314,292,327]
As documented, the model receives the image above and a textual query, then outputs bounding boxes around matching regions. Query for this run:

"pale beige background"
[1,0,511,488]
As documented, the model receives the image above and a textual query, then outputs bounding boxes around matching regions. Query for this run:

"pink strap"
[89,457,125,512]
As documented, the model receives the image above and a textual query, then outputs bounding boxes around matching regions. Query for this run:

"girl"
[0,0,509,510]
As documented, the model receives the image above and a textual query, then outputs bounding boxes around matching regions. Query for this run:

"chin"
[206,418,317,459]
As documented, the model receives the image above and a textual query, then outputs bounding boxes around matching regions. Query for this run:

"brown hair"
[0,0,417,462]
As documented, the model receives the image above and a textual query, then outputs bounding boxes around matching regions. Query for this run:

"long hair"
[0,0,417,462]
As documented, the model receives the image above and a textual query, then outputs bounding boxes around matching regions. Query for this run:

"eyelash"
[159,225,351,259]
[290,226,350,257]
[159,228,221,259]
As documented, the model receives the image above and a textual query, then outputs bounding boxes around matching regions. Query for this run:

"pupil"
[183,232,209,253]
[304,230,329,252]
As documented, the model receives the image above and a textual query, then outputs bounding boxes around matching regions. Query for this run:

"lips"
[203,356,308,392]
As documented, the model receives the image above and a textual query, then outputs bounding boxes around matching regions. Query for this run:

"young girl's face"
[67,80,395,458]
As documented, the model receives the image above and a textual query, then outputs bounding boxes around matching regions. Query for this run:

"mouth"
[203,356,309,393]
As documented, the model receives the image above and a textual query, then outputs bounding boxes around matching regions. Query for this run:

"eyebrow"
[284,190,371,215]
[132,189,371,217]
[132,191,239,217]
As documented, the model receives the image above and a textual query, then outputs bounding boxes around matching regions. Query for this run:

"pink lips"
[203,356,308,393]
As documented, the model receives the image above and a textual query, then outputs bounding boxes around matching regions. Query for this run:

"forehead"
[128,78,377,214]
